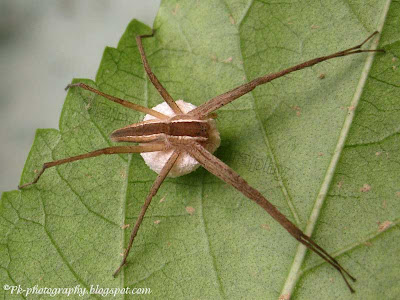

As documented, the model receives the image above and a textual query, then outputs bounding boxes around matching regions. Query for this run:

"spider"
[19,30,383,293]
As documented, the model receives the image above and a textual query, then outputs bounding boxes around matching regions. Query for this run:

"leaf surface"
[1,0,399,299]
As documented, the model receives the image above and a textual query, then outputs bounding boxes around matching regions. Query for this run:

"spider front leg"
[66,32,189,118]
[65,82,168,120]
[190,31,383,119]
[18,144,167,189]
[113,150,180,277]
[136,33,183,115]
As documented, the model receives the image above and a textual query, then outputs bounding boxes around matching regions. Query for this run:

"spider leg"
[189,31,383,119]
[184,142,356,293]
[136,33,183,115]
[113,150,180,277]
[66,82,168,120]
[18,144,167,189]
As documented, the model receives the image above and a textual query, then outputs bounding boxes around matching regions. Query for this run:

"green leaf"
[1,0,398,299]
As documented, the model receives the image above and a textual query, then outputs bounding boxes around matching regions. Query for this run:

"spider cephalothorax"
[111,100,221,177]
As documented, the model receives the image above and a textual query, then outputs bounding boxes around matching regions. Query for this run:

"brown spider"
[19,30,383,293]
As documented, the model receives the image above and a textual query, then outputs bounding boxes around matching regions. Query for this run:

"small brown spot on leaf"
[318,152,324,157]
[223,57,233,63]
[261,224,270,231]
[229,15,235,25]
[292,105,301,116]
[364,241,373,247]
[311,24,320,29]
[337,181,343,189]
[172,4,179,15]
[159,195,167,203]
[382,199,387,209]
[211,54,217,62]
[392,57,398,62]
[348,105,356,111]
[34,169,38,174]
[186,206,195,215]
[375,151,382,156]
[121,224,130,229]
[154,220,161,225]
[378,220,393,232]
[360,183,371,192]
[396,191,400,197]
[318,73,326,79]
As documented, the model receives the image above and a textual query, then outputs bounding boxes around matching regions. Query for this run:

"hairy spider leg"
[18,144,167,189]
[66,32,184,118]
[136,33,183,115]
[65,82,168,120]
[190,31,383,119]
[113,150,180,277]
[184,141,357,293]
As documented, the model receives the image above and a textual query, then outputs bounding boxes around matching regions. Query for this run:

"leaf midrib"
[280,0,392,296]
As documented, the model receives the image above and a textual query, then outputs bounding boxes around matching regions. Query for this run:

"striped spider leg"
[19,31,383,292]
